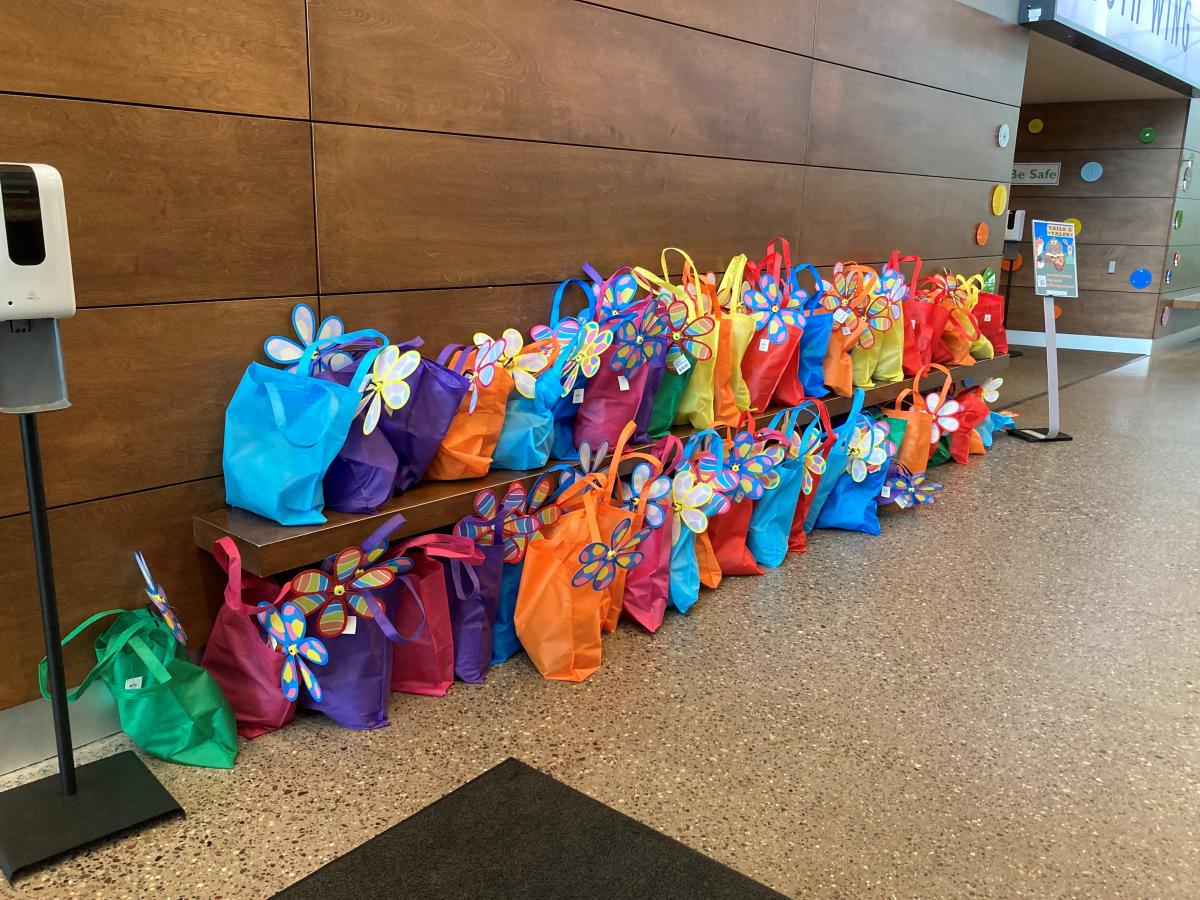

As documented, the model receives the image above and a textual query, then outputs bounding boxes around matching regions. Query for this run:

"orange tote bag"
[425,343,515,481]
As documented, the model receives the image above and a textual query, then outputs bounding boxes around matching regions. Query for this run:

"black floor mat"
[276,758,784,899]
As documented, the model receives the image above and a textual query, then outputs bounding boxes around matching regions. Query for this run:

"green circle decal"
[1140,126,1157,144]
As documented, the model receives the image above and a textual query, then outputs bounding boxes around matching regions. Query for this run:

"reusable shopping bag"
[446,502,507,683]
[425,342,516,480]
[487,328,558,471]
[976,407,1016,448]
[974,292,1009,355]
[204,537,294,738]
[666,431,729,614]
[538,278,604,460]
[746,407,808,567]
[290,515,426,729]
[712,254,755,423]
[664,251,724,430]
[948,385,993,464]
[704,415,786,575]
[224,359,361,526]
[739,242,805,411]
[45,606,237,768]
[882,364,954,477]
[386,534,482,696]
[821,263,876,397]
[696,530,723,590]
[572,266,659,449]
[386,338,471,492]
[770,253,824,407]
[803,389,866,532]
[787,398,835,554]
[635,252,715,438]
[851,253,909,388]
[620,436,682,633]
[920,273,981,367]
[813,414,895,536]
[794,264,833,399]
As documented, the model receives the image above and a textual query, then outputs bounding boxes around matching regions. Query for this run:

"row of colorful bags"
[58,360,1015,767]
[222,243,1010,526]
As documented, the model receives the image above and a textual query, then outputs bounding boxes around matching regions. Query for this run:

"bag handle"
[652,434,686,474]
[681,428,725,470]
[391,533,484,566]
[363,576,426,644]
[260,375,342,450]
[783,397,834,439]
[551,278,597,328]
[362,513,408,557]
[213,537,289,617]
[300,328,387,372]
[910,363,954,412]
[435,343,474,375]
[789,263,825,308]
[719,254,748,313]
[887,250,923,301]
[39,610,172,703]
[833,389,867,450]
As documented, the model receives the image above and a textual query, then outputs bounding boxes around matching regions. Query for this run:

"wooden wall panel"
[1011,149,1182,199]
[0,0,309,118]
[797,169,1005,264]
[814,0,1028,106]
[807,62,1015,181]
[1010,243,1165,292]
[1013,196,1172,246]
[588,0,816,54]
[0,95,317,306]
[1165,197,1200,246]
[309,0,810,163]
[0,299,299,515]
[1007,287,1158,338]
[314,125,806,293]
[1017,100,1188,151]
[0,478,226,710]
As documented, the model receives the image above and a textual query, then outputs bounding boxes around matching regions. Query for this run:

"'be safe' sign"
[1012,162,1061,186]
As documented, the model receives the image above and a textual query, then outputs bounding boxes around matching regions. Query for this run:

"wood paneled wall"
[1010,100,1189,339]
[1156,99,1200,339]
[0,0,1028,708]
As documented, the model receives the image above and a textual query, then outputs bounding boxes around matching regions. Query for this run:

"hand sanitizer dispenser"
[0,162,74,413]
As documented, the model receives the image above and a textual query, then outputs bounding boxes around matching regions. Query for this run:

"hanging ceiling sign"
[1012,162,1062,185]
[1022,0,1200,94]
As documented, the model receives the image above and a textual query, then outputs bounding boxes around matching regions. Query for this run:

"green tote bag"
[40,609,239,769]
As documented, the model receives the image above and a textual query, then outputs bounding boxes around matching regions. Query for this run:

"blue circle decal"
[1130,268,1153,289]
[1081,162,1104,183]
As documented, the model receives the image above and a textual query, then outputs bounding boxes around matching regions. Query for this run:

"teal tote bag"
[746,406,808,568]
[803,388,866,533]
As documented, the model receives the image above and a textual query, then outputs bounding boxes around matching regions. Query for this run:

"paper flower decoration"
[610,303,668,374]
[982,377,1003,404]
[133,550,186,645]
[571,519,649,591]
[289,546,397,638]
[664,299,714,369]
[256,600,328,703]
[617,461,671,530]
[877,266,910,305]
[357,345,420,435]
[742,274,805,344]
[847,421,895,482]
[888,472,944,509]
[670,469,715,542]
[456,483,557,563]
[264,303,347,372]
[595,271,641,320]
[793,429,827,495]
[475,328,549,400]
[723,432,784,500]
[461,338,501,414]
[560,322,613,396]
[926,393,962,442]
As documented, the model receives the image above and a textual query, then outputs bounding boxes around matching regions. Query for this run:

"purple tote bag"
[446,512,505,684]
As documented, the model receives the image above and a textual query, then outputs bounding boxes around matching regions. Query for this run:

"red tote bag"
[974,292,1008,354]
[787,398,835,554]
[202,538,293,739]
[740,242,804,412]
[621,436,682,633]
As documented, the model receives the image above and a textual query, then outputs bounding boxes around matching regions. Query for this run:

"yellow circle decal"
[1064,217,1082,236]
[991,184,1008,216]
[1028,118,1044,133]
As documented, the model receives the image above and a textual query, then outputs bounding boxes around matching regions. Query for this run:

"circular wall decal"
[997,124,1011,148]
[975,222,990,245]
[1166,269,1174,285]
[1053,304,1063,319]
[1175,209,1185,229]
[1130,268,1153,289]
[1064,217,1082,236]
[1080,161,1104,183]
[1181,158,1194,193]
[1001,253,1024,272]
[1139,126,1157,143]
[1175,251,1182,267]
[1028,118,1044,134]
[991,184,1008,216]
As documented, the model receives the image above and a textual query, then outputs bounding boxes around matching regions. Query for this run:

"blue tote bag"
[492,331,563,471]
[813,404,893,536]
[666,431,726,615]
[224,337,379,525]
[543,278,599,462]
[795,264,833,399]
[746,406,807,568]
[803,389,866,533]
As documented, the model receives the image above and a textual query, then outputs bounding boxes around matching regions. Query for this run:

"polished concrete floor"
[1001,345,1143,404]
[2,346,1198,899]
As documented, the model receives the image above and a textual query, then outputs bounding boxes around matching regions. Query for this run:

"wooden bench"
[193,355,1010,576]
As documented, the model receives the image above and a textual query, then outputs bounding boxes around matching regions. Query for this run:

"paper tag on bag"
[984,313,992,322]
[617,375,630,392]
[880,485,892,499]
[573,388,585,404]
[833,308,850,324]
[124,676,143,691]
[758,337,770,352]
[673,356,691,375]
[343,616,357,635]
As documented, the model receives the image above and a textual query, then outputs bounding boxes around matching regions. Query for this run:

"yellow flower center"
[635,335,644,345]
[770,304,779,313]
[333,584,346,597]
[671,331,682,341]
[605,549,619,561]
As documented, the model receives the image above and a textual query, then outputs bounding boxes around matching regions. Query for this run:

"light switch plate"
[1107,259,1117,274]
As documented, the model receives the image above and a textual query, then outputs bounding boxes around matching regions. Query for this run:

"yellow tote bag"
[715,254,755,419]
[961,274,996,360]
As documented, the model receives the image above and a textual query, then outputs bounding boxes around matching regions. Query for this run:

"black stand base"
[1009,427,1073,443]
[1008,349,1025,359]
[0,751,183,883]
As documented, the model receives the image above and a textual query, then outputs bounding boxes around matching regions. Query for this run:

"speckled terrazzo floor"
[1000,345,1143,404]
[3,345,1198,899]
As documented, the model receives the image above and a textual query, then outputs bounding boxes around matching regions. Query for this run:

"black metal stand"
[1009,427,1073,443]
[0,413,182,883]
[1002,240,1024,360]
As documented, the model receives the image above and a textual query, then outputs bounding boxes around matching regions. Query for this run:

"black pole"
[19,412,76,796]
[1002,252,1015,329]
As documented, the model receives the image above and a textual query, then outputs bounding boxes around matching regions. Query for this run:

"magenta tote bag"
[201,538,294,739]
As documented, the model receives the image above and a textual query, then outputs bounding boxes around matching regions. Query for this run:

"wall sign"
[1031,219,1080,299]
[1012,162,1061,185]
[1022,1,1200,92]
